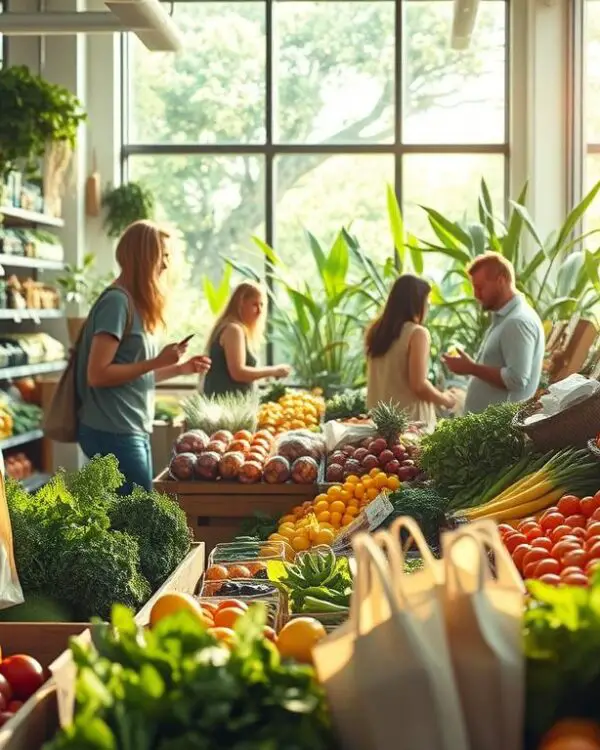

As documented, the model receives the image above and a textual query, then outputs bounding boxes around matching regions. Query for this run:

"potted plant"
[56,253,112,344]
[0,65,86,215]
[102,182,155,238]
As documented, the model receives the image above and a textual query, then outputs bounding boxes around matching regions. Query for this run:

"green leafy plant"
[56,252,112,313]
[0,65,86,182]
[102,181,155,238]
[226,231,371,394]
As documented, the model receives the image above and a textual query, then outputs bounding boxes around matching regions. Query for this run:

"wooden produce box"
[154,470,321,553]
[0,543,205,750]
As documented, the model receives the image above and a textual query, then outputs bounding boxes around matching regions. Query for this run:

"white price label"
[364,491,394,530]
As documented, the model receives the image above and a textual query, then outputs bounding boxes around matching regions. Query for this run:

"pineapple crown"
[369,400,408,443]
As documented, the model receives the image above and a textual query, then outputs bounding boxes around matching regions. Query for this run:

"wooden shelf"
[0,360,67,381]
[0,254,65,271]
[0,308,63,321]
[0,205,64,228]
[0,429,44,451]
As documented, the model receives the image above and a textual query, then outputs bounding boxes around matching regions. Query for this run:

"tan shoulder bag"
[43,287,135,443]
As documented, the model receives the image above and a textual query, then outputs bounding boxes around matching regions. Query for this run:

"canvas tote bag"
[441,519,525,750]
[43,287,134,443]
[314,531,468,750]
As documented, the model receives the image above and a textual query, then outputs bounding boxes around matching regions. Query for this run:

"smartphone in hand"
[179,333,195,346]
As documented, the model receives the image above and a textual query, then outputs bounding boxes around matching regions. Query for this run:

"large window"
[122,0,509,351]
[584,0,600,229]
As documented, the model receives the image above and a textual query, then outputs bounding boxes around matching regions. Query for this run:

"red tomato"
[525,527,543,542]
[580,496,599,517]
[551,539,580,561]
[538,573,561,585]
[551,525,576,543]
[561,548,588,569]
[523,561,541,579]
[586,521,600,540]
[560,569,589,586]
[586,541,600,560]
[497,523,515,536]
[6,701,22,713]
[591,508,600,522]
[540,512,565,532]
[570,527,587,541]
[517,519,540,534]
[557,495,581,517]
[585,559,600,576]
[534,558,560,577]
[540,506,560,519]
[511,544,531,573]
[503,533,528,553]
[531,536,553,552]
[523,547,548,570]
[0,656,44,701]
[0,675,12,704]
[565,514,587,529]
[0,712,14,728]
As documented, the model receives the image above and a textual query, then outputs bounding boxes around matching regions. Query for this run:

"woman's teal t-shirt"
[76,288,158,434]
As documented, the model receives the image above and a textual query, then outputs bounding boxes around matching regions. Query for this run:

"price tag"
[364,491,394,530]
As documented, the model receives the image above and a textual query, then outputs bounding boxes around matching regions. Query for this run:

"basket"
[512,392,600,452]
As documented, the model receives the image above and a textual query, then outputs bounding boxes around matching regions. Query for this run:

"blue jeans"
[78,424,153,495]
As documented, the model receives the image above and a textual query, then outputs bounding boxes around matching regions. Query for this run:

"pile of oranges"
[268,469,401,552]
[258,390,325,435]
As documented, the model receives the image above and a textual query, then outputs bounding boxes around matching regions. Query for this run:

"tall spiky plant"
[370,400,408,444]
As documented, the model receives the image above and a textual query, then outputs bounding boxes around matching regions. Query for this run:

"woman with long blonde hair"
[203,281,290,397]
[76,220,211,493]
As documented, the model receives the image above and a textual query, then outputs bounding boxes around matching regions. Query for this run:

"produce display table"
[154,470,322,552]
[0,543,205,750]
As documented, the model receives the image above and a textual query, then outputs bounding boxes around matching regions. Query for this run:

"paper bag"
[441,520,525,750]
[314,532,469,750]
[0,473,24,609]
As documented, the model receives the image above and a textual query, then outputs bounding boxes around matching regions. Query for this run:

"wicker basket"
[513,392,600,452]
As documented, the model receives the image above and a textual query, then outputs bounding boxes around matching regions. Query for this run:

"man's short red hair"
[467,252,515,284]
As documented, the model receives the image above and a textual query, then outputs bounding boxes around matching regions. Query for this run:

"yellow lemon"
[291,535,310,551]
[314,528,335,546]
[386,475,401,491]
[149,592,207,629]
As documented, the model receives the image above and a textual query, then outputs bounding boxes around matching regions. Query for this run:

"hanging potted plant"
[0,65,86,215]
[56,253,112,344]
[102,182,155,238]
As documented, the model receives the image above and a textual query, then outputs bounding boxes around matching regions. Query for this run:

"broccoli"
[384,486,449,550]
[108,487,192,590]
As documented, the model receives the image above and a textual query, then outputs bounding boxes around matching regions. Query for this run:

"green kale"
[384,486,449,548]
[65,453,125,510]
[108,487,192,590]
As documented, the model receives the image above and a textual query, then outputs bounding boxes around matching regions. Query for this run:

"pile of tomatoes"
[499,492,600,586]
[0,654,45,727]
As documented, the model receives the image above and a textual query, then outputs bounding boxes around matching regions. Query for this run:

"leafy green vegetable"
[6,455,190,620]
[524,571,600,747]
[108,487,192,590]
[324,389,367,421]
[44,604,337,750]
[385,486,449,548]
[418,403,525,494]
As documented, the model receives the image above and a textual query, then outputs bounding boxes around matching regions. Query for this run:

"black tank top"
[203,327,257,398]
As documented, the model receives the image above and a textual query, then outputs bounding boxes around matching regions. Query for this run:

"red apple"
[392,444,408,460]
[384,459,400,475]
[342,444,356,457]
[343,459,362,477]
[397,466,413,481]
[361,454,379,471]
[368,438,387,455]
[378,449,394,466]
[353,447,369,463]
[400,459,415,468]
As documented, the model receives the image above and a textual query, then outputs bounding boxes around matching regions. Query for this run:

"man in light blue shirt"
[442,252,544,414]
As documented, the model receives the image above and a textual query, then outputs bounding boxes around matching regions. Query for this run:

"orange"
[313,493,328,504]
[200,600,219,614]
[374,473,389,489]
[207,626,237,646]
[339,490,352,503]
[362,477,373,490]
[346,474,360,484]
[387,475,401,491]
[277,527,295,541]
[268,533,288,543]
[149,592,207,629]
[279,514,296,525]
[347,497,360,509]
[317,510,331,523]
[217,599,248,611]
[214,606,246,629]
[341,514,354,526]
[366,487,379,501]
[314,528,335,546]
[369,468,380,478]
[228,564,252,579]
[276,617,327,664]
[330,511,342,527]
[292,535,310,551]
[353,484,365,499]
[329,500,345,514]
[314,500,329,514]
[342,482,355,494]
[327,485,342,499]
[345,505,359,517]
[205,565,229,581]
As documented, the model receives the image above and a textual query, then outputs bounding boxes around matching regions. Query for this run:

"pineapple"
[182,392,258,435]
[369,400,408,445]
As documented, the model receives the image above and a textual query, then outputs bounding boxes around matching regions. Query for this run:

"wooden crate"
[0,543,205,750]
[154,470,320,553]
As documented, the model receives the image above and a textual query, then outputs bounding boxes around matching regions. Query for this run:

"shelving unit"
[0,199,66,492]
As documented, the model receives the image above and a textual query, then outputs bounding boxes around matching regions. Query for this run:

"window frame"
[120,0,511,364]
